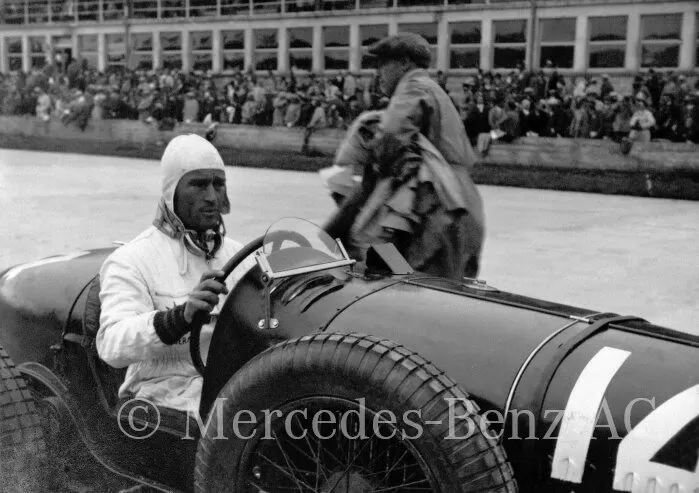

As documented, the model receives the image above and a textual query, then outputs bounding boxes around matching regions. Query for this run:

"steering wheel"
[189,230,312,375]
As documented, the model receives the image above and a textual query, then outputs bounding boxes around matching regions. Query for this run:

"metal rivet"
[270,318,279,329]
[257,319,266,329]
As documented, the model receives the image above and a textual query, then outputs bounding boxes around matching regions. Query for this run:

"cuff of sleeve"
[153,304,190,345]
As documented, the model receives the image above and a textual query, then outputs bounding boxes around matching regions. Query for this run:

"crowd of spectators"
[1,58,698,148]
[449,64,699,148]
[0,59,386,134]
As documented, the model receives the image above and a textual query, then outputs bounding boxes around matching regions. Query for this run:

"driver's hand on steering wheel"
[184,270,229,324]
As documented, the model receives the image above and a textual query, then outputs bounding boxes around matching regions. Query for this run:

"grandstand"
[0,0,697,82]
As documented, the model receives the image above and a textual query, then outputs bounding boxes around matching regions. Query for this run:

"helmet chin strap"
[183,217,225,261]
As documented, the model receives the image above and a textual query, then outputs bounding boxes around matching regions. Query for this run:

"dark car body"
[0,240,697,492]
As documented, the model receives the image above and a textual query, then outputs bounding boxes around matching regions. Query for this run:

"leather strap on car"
[523,313,645,485]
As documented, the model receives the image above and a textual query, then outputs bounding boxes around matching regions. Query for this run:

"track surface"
[1,147,697,338]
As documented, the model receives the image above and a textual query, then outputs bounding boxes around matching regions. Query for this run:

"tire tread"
[195,333,517,493]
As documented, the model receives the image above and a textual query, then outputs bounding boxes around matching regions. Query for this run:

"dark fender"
[200,267,402,417]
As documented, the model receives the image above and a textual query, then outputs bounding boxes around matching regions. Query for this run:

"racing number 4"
[550,346,699,492]
[613,385,699,493]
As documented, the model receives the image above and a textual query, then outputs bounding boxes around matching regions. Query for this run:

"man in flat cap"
[322,33,484,278]
[366,32,479,177]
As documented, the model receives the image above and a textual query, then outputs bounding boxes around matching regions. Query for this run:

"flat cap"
[366,33,432,69]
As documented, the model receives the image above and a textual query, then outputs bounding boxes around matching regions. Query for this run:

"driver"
[97,134,253,412]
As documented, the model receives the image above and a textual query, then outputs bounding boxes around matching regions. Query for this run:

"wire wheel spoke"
[256,451,317,492]
[247,398,435,493]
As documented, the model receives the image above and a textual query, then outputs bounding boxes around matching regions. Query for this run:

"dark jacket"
[464,104,491,144]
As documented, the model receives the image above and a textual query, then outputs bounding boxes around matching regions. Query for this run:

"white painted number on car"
[613,383,699,493]
[551,347,699,491]
[551,346,631,483]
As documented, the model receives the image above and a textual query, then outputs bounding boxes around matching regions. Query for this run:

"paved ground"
[1,148,697,335]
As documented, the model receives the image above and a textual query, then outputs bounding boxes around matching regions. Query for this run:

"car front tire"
[194,333,517,493]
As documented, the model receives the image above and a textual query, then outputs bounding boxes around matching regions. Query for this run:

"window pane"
[160,32,182,51]
[77,0,99,20]
[493,47,525,68]
[221,0,247,15]
[397,0,440,7]
[6,38,22,54]
[360,24,388,47]
[641,14,681,41]
[222,30,244,50]
[106,34,125,52]
[29,37,45,53]
[131,53,153,70]
[191,31,213,50]
[189,0,217,16]
[162,53,183,69]
[641,44,679,68]
[255,29,278,49]
[52,35,72,47]
[103,1,125,20]
[540,46,574,68]
[289,27,313,48]
[31,55,46,68]
[28,1,49,23]
[320,0,353,11]
[3,2,24,24]
[450,48,480,69]
[398,23,437,45]
[359,0,389,8]
[588,44,625,68]
[192,52,212,71]
[324,26,349,47]
[255,52,277,70]
[325,50,349,69]
[80,34,98,52]
[132,0,157,18]
[589,16,627,41]
[81,53,98,68]
[290,51,313,71]
[161,0,185,17]
[451,22,480,45]
[107,53,126,65]
[9,57,22,71]
[540,18,575,43]
[131,33,152,52]
[286,0,317,12]
[223,52,245,71]
[252,0,279,14]
[494,20,527,44]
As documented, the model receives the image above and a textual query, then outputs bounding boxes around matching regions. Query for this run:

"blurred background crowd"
[1,59,698,144]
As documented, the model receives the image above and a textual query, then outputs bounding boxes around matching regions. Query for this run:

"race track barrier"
[1,115,698,200]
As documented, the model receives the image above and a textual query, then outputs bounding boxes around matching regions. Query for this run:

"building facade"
[1,0,698,78]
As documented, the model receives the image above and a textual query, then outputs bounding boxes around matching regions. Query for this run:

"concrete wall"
[1,115,698,199]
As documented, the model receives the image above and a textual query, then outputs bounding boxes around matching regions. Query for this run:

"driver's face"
[174,169,227,232]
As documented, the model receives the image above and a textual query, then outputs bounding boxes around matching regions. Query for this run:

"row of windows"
[1,0,569,25]
[5,13,699,71]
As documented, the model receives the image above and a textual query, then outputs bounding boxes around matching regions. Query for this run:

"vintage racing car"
[0,217,697,493]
